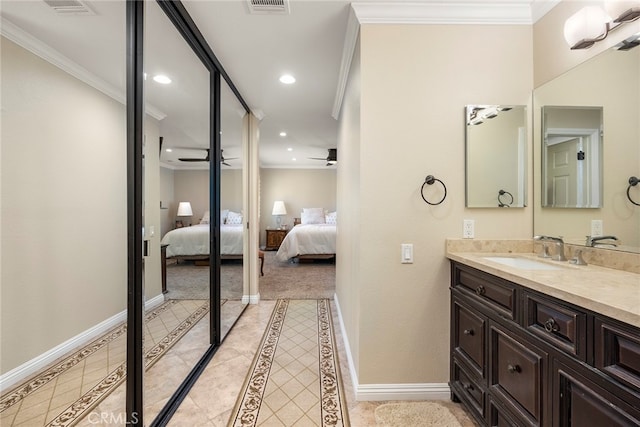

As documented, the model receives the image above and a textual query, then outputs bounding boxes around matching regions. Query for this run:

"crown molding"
[351,2,534,25]
[332,1,559,119]
[1,17,166,121]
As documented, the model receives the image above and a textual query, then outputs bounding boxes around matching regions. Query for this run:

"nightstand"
[265,229,288,251]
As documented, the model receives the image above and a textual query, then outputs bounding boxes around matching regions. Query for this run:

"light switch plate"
[401,243,413,263]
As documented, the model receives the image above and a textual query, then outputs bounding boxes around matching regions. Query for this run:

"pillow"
[301,207,325,225]
[226,210,243,225]
[325,211,337,225]
[220,209,229,225]
[200,210,211,224]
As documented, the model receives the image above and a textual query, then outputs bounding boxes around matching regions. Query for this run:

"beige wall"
[1,37,163,376]
[1,38,127,373]
[258,169,337,246]
[160,167,175,237]
[336,36,362,375]
[168,168,243,231]
[336,23,534,386]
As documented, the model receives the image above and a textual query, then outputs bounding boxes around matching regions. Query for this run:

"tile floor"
[2,299,477,426]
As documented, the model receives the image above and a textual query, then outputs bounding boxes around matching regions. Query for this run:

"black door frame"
[125,1,250,424]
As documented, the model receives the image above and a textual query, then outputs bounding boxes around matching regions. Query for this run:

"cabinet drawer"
[453,297,486,377]
[489,398,527,427]
[595,317,640,392]
[452,358,485,421]
[524,292,587,360]
[452,264,517,321]
[555,360,640,427]
[490,324,546,425]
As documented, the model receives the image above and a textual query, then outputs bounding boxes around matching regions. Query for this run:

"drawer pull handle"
[507,364,521,374]
[463,329,474,336]
[475,285,486,296]
[544,317,559,333]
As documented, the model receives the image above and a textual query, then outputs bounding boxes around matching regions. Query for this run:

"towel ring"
[421,175,447,205]
[627,176,639,206]
[498,189,513,208]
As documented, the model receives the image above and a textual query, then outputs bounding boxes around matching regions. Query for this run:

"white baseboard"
[332,294,451,402]
[245,293,260,304]
[0,293,165,392]
[356,383,451,401]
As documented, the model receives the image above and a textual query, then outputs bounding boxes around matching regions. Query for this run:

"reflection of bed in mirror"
[275,211,336,262]
[160,223,243,261]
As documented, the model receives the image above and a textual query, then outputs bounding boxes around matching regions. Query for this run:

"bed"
[275,209,337,262]
[161,209,244,261]
[161,223,244,259]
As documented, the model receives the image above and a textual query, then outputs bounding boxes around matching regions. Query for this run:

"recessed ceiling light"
[279,74,296,84]
[280,131,287,137]
[153,74,172,84]
[287,147,293,152]
[292,157,297,161]
[165,148,173,152]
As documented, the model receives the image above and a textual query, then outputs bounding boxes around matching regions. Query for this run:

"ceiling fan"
[309,148,337,166]
[177,148,238,166]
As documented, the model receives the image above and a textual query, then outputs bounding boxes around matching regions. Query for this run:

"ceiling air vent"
[43,0,95,15]
[247,0,290,15]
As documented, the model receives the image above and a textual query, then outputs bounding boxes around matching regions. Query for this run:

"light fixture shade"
[564,6,611,48]
[272,201,287,216]
[177,202,193,216]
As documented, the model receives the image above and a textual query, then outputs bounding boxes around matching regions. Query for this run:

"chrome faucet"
[585,235,619,247]
[534,235,567,261]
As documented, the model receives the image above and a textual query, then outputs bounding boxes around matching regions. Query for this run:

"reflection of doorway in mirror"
[544,127,601,208]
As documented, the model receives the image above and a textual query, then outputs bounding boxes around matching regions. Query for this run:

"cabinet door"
[555,361,640,427]
[490,322,547,425]
[453,296,487,377]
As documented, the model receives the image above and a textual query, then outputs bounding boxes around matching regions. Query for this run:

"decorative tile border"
[0,300,178,412]
[229,299,349,427]
[230,299,289,427]
[317,299,348,427]
[47,300,211,427]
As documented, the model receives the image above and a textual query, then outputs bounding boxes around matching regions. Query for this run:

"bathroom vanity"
[447,249,640,427]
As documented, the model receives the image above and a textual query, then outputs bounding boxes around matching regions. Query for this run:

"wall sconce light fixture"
[564,6,640,50]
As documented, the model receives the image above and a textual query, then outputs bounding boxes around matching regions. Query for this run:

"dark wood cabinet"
[450,261,640,427]
[265,229,288,251]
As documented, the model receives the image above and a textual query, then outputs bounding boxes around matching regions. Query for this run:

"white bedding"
[161,224,243,257]
[275,224,336,262]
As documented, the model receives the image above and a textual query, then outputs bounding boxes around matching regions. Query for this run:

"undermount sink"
[482,256,565,271]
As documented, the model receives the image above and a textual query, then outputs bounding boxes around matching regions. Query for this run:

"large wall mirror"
[534,45,640,251]
[465,105,527,208]
[542,106,603,208]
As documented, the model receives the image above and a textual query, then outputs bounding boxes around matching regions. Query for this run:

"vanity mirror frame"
[465,104,528,208]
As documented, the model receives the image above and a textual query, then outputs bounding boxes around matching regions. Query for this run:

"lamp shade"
[177,202,193,217]
[272,201,287,216]
[564,6,611,48]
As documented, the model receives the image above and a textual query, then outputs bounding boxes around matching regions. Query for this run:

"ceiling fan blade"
[308,157,328,161]
[222,161,231,166]
[178,158,208,162]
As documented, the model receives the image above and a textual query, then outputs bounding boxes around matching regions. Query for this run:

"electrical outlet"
[591,220,603,237]
[463,219,475,239]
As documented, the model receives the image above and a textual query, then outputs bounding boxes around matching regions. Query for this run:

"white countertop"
[446,251,640,328]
